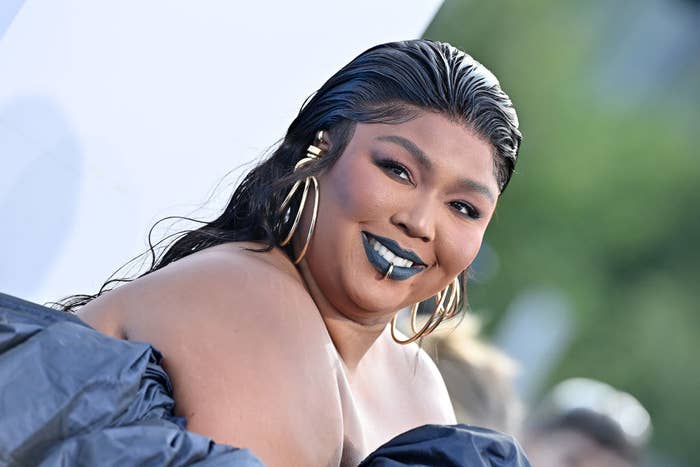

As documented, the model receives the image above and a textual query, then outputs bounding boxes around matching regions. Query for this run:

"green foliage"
[425,1,700,465]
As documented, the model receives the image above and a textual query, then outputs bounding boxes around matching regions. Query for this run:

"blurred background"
[424,1,699,466]
[2,1,698,466]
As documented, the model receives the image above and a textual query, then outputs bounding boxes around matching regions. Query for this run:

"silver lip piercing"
[383,264,394,280]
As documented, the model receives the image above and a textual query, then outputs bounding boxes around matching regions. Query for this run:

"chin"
[342,276,409,316]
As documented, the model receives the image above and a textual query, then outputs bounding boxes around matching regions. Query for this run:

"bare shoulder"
[80,243,343,466]
[79,242,305,336]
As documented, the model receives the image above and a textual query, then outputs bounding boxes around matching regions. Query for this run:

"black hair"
[56,39,521,312]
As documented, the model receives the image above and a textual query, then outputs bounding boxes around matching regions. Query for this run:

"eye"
[376,158,413,184]
[450,200,481,220]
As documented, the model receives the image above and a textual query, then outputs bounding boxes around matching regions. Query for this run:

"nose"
[391,195,436,243]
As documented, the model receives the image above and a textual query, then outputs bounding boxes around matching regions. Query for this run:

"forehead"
[349,112,499,193]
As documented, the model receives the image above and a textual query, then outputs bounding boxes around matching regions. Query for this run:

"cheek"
[323,160,392,220]
[439,224,486,273]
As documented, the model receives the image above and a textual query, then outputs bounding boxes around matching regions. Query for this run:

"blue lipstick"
[361,232,426,281]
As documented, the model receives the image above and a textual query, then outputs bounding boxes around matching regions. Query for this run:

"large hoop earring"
[390,277,461,345]
[279,130,326,264]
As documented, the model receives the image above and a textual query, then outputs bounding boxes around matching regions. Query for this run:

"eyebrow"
[455,178,496,204]
[376,135,432,170]
[375,134,496,204]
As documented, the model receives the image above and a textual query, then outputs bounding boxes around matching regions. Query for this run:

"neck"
[296,258,389,373]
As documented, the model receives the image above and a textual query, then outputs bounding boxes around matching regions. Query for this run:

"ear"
[314,130,331,153]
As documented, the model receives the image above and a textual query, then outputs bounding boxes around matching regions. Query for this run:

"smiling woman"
[38,40,523,466]
[309,116,499,349]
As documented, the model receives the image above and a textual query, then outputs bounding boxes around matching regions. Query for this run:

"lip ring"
[362,231,426,267]
[383,264,394,280]
[362,232,426,281]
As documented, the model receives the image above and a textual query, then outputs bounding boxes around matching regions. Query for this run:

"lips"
[361,231,427,281]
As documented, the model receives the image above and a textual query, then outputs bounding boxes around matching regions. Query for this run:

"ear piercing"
[278,130,326,264]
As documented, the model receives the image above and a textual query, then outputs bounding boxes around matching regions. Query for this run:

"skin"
[78,111,500,466]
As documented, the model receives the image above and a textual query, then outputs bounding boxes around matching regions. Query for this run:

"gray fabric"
[359,424,532,467]
[0,293,263,467]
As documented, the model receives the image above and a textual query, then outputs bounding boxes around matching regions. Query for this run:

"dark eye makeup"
[449,200,481,220]
[374,156,413,184]
[373,154,482,221]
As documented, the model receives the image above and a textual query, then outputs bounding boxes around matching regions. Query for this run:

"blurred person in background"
[423,313,525,436]
[523,378,652,467]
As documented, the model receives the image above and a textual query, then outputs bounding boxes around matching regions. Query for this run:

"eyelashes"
[376,158,413,183]
[449,201,481,220]
[373,156,482,220]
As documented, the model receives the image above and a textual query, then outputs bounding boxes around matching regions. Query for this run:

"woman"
[67,40,521,466]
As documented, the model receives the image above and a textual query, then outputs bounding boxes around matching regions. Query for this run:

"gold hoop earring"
[390,277,461,345]
[279,130,326,264]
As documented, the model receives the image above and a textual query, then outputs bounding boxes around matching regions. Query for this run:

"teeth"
[380,245,395,262]
[368,237,414,268]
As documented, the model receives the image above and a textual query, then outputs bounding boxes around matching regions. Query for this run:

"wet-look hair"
[57,40,521,312]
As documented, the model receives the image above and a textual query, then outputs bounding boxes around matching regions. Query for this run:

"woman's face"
[303,111,500,325]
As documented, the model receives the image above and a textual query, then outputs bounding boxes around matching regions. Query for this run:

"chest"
[332,350,446,466]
